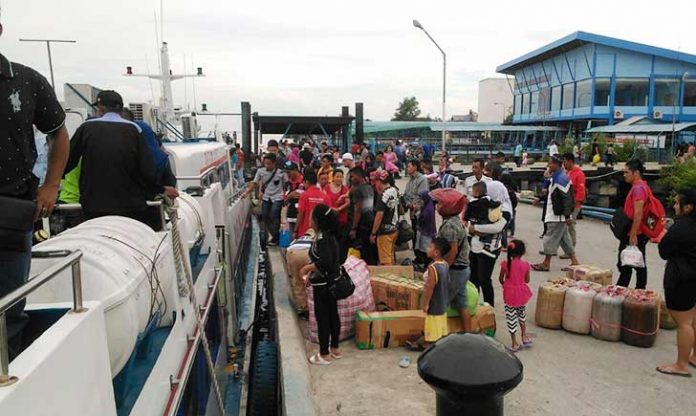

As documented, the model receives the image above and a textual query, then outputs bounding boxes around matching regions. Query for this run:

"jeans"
[236,169,245,186]
[470,251,499,307]
[313,285,340,355]
[0,231,32,360]
[617,235,648,289]
[261,199,283,242]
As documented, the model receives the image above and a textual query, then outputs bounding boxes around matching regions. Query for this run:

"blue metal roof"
[496,31,696,74]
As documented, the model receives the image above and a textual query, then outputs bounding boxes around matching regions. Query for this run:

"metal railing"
[0,250,85,387]
[54,200,167,231]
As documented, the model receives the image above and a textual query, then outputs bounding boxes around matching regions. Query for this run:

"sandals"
[560,266,573,272]
[506,345,522,354]
[330,350,343,360]
[309,353,332,365]
[656,365,691,378]
[531,263,550,272]
[522,339,534,347]
[405,340,427,352]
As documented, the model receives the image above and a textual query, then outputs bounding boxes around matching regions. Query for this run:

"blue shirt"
[514,144,522,157]
[135,120,169,168]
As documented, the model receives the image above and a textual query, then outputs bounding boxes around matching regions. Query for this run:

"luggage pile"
[535,266,664,348]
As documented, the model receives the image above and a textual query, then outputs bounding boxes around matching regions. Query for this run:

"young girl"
[499,239,533,352]
[522,149,529,167]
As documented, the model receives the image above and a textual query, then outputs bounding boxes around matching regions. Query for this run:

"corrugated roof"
[363,121,563,134]
[586,122,696,134]
[497,31,696,74]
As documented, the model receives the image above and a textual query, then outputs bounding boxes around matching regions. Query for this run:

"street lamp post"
[19,38,77,89]
[413,19,446,152]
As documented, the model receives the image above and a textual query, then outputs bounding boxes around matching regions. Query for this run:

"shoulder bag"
[328,265,356,300]
[0,195,36,252]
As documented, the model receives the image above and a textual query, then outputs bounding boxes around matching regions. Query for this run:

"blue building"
[497,31,696,136]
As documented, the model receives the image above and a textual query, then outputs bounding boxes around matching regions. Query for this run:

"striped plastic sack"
[307,256,376,343]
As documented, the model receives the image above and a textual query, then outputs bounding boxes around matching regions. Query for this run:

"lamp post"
[671,72,689,147]
[413,19,446,152]
[19,38,76,89]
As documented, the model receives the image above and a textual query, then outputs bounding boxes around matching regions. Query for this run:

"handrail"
[175,165,218,181]
[53,201,166,230]
[0,250,85,386]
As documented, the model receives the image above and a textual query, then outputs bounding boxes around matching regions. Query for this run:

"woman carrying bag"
[300,204,343,365]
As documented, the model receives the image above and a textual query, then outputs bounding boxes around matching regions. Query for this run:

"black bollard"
[418,333,523,416]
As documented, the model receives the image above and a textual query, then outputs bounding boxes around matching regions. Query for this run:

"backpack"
[625,184,666,241]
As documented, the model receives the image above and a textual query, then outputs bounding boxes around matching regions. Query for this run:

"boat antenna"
[160,0,164,42]
[192,54,198,112]
[145,55,156,104]
[183,54,188,110]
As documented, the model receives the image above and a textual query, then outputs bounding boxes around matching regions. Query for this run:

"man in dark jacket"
[532,156,580,271]
[64,90,179,230]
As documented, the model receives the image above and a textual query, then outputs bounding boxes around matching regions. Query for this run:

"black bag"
[610,207,632,240]
[396,218,415,245]
[0,195,36,252]
[328,266,355,300]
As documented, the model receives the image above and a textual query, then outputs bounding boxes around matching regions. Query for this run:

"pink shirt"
[501,259,533,307]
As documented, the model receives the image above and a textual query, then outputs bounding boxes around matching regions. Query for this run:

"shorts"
[664,280,696,312]
[542,222,574,256]
[424,314,448,342]
[448,267,471,310]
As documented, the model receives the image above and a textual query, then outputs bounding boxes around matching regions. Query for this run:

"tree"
[392,96,422,121]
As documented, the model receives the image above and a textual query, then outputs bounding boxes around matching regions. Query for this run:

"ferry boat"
[0,41,274,416]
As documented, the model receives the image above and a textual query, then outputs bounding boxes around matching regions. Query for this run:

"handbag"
[396,218,414,245]
[0,195,36,252]
[610,207,632,240]
[328,265,356,300]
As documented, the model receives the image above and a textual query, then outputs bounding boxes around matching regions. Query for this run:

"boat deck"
[271,202,695,416]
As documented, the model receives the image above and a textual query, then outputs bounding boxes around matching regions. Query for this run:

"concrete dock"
[271,196,694,416]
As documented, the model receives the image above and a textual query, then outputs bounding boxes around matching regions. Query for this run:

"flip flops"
[405,340,426,352]
[656,365,691,378]
[309,353,332,365]
[330,350,343,360]
[531,263,550,272]
[506,345,522,354]
[522,339,534,348]
[399,357,411,368]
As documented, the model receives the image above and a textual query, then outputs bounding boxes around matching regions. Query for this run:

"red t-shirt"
[568,166,586,207]
[297,185,330,236]
[324,184,349,226]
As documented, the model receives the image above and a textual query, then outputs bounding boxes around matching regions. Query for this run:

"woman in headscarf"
[288,145,301,165]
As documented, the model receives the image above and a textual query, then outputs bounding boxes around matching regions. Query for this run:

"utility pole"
[19,39,76,89]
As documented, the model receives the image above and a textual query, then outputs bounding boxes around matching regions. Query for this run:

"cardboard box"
[565,265,613,286]
[367,265,416,279]
[355,305,496,350]
[369,269,424,311]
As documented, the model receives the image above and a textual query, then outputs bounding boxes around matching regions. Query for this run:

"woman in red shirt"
[325,169,350,260]
[618,159,650,289]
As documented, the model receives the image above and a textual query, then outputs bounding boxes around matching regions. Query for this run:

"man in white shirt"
[483,162,514,247]
[463,158,491,201]
[548,140,559,157]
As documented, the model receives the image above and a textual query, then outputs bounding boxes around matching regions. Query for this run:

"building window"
[615,78,649,106]
[575,79,592,108]
[594,78,611,106]
[551,86,562,111]
[539,87,550,113]
[530,91,540,114]
[654,78,679,106]
[521,93,531,114]
[562,83,574,110]
[514,94,522,115]
[684,80,696,107]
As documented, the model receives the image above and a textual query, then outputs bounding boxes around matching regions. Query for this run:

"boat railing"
[53,200,167,231]
[0,250,85,387]
[176,165,219,189]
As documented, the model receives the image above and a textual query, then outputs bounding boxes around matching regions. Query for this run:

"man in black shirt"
[0,19,70,359]
[64,90,178,229]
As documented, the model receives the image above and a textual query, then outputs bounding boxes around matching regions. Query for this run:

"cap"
[284,161,299,171]
[302,143,311,150]
[93,90,123,107]
[342,153,354,161]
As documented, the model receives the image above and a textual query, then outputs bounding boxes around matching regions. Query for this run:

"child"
[522,149,529,167]
[464,181,502,255]
[499,239,533,352]
[405,237,451,351]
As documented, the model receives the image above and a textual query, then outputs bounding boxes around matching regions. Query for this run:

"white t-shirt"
[549,144,559,156]
[463,174,491,201]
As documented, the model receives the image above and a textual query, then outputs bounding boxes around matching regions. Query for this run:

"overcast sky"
[3,0,696,133]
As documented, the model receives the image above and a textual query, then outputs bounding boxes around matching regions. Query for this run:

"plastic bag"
[620,245,645,268]
[279,227,292,248]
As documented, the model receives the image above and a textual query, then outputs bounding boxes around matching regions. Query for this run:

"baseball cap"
[302,143,311,150]
[284,161,299,171]
[93,90,123,107]
[342,153,354,161]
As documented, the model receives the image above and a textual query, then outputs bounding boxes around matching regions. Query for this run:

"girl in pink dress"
[498,239,533,352]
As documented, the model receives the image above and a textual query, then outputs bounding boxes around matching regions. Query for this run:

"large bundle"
[562,281,601,334]
[535,281,570,329]
[565,264,613,286]
[286,246,311,312]
[307,256,376,344]
[429,188,466,216]
[622,289,660,348]
[591,285,630,341]
[368,266,423,311]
